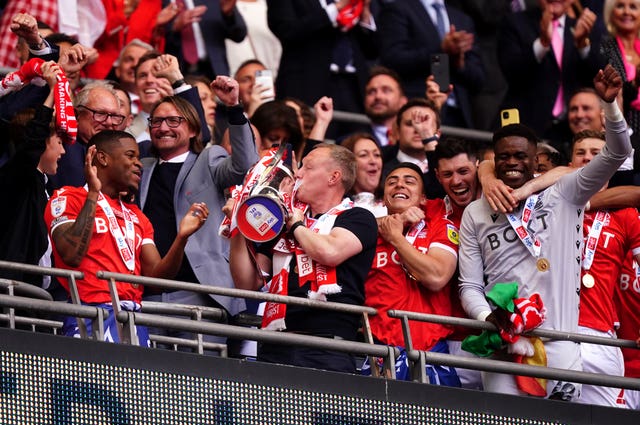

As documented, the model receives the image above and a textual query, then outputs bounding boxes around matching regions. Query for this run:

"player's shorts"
[62,301,150,347]
[362,340,461,386]
[578,326,627,408]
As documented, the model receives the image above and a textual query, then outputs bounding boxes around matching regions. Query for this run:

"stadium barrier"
[1,260,639,395]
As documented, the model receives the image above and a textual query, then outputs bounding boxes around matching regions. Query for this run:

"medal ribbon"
[401,220,426,280]
[505,194,541,258]
[96,192,135,272]
[582,210,610,272]
[404,219,426,246]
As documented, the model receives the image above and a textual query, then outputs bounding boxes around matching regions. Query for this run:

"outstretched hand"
[594,64,623,103]
[179,202,209,238]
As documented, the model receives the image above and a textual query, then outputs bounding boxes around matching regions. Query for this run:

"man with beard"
[138,76,258,354]
[360,66,407,148]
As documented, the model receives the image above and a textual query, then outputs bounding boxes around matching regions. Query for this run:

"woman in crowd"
[186,75,219,145]
[600,0,640,133]
[341,132,386,217]
[284,97,315,140]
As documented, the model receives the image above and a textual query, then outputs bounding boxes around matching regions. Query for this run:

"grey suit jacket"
[139,119,258,315]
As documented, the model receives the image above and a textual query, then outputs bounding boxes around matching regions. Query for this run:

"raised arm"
[51,147,101,267]
[153,54,211,143]
[588,186,640,210]
[562,65,632,206]
[308,96,334,142]
[210,76,259,187]
[511,166,573,201]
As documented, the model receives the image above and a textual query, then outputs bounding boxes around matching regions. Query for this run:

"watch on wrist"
[288,220,305,239]
[172,79,186,89]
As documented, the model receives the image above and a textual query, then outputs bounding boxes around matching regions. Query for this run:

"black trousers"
[258,340,356,373]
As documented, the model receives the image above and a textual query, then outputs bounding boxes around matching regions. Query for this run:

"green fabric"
[461,331,504,357]
[461,282,519,357]
[486,282,519,312]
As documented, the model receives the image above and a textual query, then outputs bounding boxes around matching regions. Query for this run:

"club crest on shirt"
[447,224,459,245]
[50,196,67,217]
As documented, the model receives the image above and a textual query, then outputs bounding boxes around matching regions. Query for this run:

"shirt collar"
[397,150,429,173]
[158,151,189,164]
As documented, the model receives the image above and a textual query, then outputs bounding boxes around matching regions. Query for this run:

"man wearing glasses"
[49,81,126,190]
[138,75,258,355]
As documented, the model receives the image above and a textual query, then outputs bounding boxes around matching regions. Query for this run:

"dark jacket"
[0,105,53,286]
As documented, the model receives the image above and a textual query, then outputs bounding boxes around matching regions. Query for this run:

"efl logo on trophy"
[236,144,295,243]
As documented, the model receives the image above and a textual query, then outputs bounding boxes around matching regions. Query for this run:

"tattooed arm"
[51,147,101,267]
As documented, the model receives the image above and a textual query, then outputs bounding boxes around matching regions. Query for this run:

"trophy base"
[236,195,287,243]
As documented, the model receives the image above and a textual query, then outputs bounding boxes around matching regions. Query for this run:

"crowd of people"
[1,0,640,411]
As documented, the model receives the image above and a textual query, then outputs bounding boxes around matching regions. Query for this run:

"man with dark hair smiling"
[458,65,631,400]
[45,130,208,344]
[364,162,460,384]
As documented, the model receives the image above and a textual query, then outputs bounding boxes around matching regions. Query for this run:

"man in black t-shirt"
[230,143,378,373]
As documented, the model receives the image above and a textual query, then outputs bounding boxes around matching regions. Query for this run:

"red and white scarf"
[0,58,77,143]
[262,198,353,331]
[219,146,293,238]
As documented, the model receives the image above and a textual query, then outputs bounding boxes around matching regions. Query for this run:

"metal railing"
[97,271,378,316]
[0,260,91,337]
[0,262,395,375]
[97,270,392,374]
[3,259,640,390]
[0,293,108,339]
[388,309,640,390]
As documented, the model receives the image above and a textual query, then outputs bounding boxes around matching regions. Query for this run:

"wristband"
[602,98,624,122]
[172,79,186,89]
[288,220,305,239]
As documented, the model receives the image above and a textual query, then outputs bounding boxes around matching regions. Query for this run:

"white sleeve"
[458,206,492,320]
[557,110,631,206]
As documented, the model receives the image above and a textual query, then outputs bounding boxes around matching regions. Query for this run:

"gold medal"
[536,257,550,272]
[582,273,595,288]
